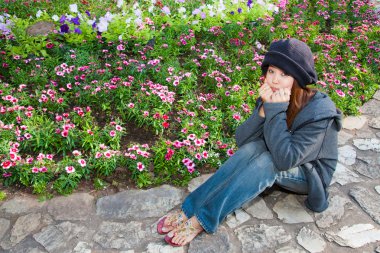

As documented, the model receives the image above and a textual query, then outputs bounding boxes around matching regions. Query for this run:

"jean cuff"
[194,213,214,234]
[182,204,214,234]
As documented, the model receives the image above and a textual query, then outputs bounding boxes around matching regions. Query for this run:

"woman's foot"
[157,210,187,235]
[164,216,204,247]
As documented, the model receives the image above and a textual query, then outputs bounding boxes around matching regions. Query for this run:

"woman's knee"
[238,140,267,157]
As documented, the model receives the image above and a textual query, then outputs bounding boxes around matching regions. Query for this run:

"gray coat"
[235,91,342,212]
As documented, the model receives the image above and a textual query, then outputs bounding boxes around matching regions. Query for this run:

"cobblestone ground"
[1,90,380,253]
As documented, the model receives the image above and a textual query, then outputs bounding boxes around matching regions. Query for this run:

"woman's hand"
[258,82,291,118]
[259,82,291,103]
[270,88,291,103]
[258,82,273,103]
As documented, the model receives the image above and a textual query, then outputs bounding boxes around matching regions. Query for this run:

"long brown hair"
[286,80,316,129]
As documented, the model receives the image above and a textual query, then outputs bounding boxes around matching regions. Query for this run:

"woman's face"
[265,65,294,92]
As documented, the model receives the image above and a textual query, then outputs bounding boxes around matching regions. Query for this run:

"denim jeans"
[182,140,308,233]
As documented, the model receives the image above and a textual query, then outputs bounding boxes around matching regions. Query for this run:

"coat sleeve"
[263,102,330,171]
[235,99,265,148]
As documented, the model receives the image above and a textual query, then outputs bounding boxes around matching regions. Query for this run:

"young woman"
[157,38,342,247]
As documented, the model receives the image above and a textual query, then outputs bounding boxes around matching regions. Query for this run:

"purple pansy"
[60,24,69,33]
[71,16,80,25]
[59,15,67,24]
[74,28,82,34]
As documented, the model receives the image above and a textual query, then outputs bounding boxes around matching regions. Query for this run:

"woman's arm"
[235,98,265,147]
[262,102,330,171]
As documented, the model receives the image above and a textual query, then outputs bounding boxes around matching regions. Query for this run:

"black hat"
[261,38,318,88]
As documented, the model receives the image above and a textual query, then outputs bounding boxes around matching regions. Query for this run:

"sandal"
[157,210,186,235]
[164,218,204,247]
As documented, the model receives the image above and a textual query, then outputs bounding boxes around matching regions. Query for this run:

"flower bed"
[0,0,379,196]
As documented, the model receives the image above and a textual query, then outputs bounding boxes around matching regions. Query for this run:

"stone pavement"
[1,91,380,253]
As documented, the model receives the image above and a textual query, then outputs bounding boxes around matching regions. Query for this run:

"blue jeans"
[182,140,308,233]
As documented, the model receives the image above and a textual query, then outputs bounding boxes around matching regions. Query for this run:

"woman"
[157,38,342,247]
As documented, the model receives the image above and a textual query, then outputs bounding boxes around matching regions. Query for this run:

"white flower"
[178,7,186,13]
[125,17,132,24]
[217,2,226,12]
[192,20,199,25]
[134,9,142,17]
[133,2,139,9]
[104,12,114,22]
[255,40,263,49]
[97,20,109,32]
[36,10,43,18]
[117,0,124,8]
[87,18,96,26]
[148,5,154,13]
[151,0,157,3]
[209,10,216,17]
[258,0,266,5]
[52,14,59,21]
[266,4,274,10]
[69,4,78,13]
[0,15,4,23]
[134,17,143,26]
[162,6,171,15]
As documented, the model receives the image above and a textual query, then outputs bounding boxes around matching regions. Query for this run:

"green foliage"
[0,0,379,196]
[93,178,108,190]
[0,191,7,201]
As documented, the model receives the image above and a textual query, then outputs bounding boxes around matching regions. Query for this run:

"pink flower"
[117,44,125,51]
[195,153,202,160]
[61,130,69,137]
[73,150,82,156]
[37,153,45,160]
[104,150,112,158]
[26,157,34,164]
[109,130,116,137]
[187,166,195,173]
[202,151,209,159]
[2,172,12,177]
[9,152,17,161]
[78,159,86,167]
[1,160,12,169]
[32,167,39,173]
[39,166,48,173]
[227,149,235,156]
[187,134,196,140]
[115,125,123,131]
[335,89,345,97]
[165,148,174,160]
[137,162,145,171]
[65,166,75,173]
[233,114,241,121]
[182,158,191,166]
[128,103,135,108]
[95,152,102,158]
[194,139,205,146]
